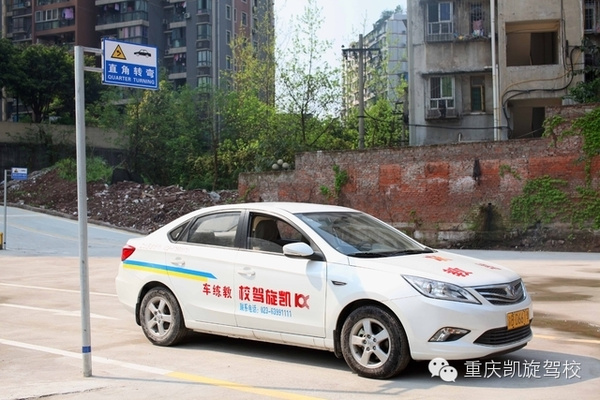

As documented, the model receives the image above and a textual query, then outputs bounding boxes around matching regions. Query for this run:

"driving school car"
[116,202,532,379]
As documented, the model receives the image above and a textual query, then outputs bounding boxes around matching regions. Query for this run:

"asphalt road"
[0,206,599,399]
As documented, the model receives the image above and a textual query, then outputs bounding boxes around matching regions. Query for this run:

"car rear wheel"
[341,305,410,379]
[139,287,188,346]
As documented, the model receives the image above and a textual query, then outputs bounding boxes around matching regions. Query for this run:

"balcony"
[97,11,148,27]
[36,18,75,32]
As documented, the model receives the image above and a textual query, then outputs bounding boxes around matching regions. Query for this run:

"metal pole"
[490,0,501,140]
[3,169,7,249]
[358,34,365,150]
[74,46,92,377]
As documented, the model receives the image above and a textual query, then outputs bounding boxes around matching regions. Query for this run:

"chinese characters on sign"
[103,39,158,90]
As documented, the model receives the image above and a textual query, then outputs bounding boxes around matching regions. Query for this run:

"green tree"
[7,44,73,123]
[567,37,600,103]
[277,0,342,148]
[0,39,18,90]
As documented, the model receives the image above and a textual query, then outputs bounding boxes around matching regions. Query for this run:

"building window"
[226,30,231,44]
[585,0,600,32]
[470,3,484,36]
[429,76,454,112]
[234,9,238,22]
[197,23,211,40]
[226,56,232,70]
[242,12,248,26]
[35,8,59,22]
[198,76,213,88]
[226,5,231,20]
[427,1,453,41]
[506,21,559,66]
[198,0,211,13]
[197,50,212,67]
[470,76,485,112]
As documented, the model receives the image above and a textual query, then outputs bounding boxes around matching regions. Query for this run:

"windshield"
[296,211,433,257]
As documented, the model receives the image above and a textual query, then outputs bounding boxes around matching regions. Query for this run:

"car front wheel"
[341,305,410,379]
[139,287,188,346]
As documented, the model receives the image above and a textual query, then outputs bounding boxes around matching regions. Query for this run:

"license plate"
[507,308,530,330]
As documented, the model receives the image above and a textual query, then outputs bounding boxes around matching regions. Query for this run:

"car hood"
[347,250,521,286]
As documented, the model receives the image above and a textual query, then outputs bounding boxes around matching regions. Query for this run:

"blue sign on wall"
[103,39,158,90]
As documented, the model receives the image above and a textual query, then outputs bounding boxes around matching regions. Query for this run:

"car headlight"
[403,275,481,304]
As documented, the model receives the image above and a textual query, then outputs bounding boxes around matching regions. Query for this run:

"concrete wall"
[0,122,124,172]
[0,122,121,148]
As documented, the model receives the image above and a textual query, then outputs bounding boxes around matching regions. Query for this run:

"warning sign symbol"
[111,45,126,60]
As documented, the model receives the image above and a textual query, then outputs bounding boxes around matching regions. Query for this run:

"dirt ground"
[3,168,599,252]
[3,168,239,234]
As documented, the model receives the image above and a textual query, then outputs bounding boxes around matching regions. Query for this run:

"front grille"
[473,280,526,305]
[474,324,532,346]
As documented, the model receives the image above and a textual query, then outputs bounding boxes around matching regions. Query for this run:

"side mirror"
[283,242,324,261]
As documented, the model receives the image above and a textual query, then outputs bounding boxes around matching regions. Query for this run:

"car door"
[165,211,241,326]
[234,214,327,337]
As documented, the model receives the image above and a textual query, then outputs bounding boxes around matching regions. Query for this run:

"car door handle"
[237,268,255,277]
[171,258,185,266]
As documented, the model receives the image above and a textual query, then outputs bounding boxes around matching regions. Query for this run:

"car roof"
[204,202,358,214]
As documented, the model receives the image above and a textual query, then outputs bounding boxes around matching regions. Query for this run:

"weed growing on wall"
[320,164,349,201]
[510,176,569,226]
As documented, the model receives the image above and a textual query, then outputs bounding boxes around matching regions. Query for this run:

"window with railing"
[470,3,484,36]
[427,1,454,41]
[585,0,600,33]
[428,76,456,118]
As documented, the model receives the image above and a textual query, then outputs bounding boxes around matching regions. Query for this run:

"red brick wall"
[239,118,599,246]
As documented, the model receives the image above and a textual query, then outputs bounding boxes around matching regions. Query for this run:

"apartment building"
[407,0,584,145]
[1,0,273,119]
[2,0,98,46]
[343,11,409,113]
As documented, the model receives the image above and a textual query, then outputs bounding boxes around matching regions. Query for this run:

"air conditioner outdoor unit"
[184,12,191,19]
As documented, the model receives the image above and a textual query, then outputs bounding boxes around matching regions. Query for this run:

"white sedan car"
[116,202,532,379]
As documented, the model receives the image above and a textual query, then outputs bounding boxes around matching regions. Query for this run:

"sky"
[274,0,408,67]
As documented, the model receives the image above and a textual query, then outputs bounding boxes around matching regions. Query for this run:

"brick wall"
[239,135,599,246]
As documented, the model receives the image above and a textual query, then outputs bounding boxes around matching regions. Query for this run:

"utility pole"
[343,34,379,150]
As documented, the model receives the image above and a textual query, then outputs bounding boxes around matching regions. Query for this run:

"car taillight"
[121,244,136,261]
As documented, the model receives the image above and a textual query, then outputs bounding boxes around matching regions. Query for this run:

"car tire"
[139,287,188,346]
[341,305,410,379]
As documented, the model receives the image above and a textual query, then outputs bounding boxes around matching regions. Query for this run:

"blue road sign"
[103,39,158,90]
[11,167,27,180]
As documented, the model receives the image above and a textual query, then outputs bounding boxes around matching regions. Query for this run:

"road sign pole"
[2,169,7,250]
[75,45,92,377]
